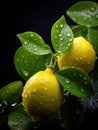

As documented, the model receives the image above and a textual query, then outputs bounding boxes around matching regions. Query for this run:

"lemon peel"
[22,67,64,122]
[57,36,96,73]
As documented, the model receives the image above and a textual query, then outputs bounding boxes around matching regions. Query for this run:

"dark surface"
[0,0,98,129]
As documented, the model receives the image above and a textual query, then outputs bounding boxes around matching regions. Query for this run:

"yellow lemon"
[57,36,96,73]
[22,67,64,122]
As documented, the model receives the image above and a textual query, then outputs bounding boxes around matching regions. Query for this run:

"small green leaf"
[8,104,33,130]
[88,27,98,54]
[0,81,23,104]
[67,1,98,27]
[55,67,94,97]
[17,31,51,55]
[51,15,74,55]
[14,46,52,80]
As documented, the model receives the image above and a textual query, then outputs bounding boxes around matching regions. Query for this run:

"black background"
[0,0,98,129]
[1,0,97,87]
[1,0,82,87]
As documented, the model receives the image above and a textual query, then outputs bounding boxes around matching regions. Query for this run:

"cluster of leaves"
[0,1,98,130]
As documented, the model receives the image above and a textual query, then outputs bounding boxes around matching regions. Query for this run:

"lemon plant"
[0,1,98,130]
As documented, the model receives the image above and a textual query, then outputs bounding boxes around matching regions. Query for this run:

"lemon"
[22,67,64,122]
[57,36,96,73]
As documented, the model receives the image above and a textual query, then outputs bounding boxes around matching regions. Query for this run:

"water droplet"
[31,34,33,37]
[76,58,79,61]
[81,88,84,92]
[67,33,71,36]
[13,122,18,127]
[84,17,87,20]
[56,30,59,33]
[67,43,71,46]
[33,89,36,92]
[24,94,27,98]
[33,45,36,48]
[24,60,27,64]
[35,56,39,59]
[69,38,73,42]
[96,57,97,60]
[45,61,49,65]
[74,11,77,14]
[84,77,87,80]
[87,61,91,65]
[60,37,63,41]
[67,86,70,89]
[59,34,62,37]
[51,99,55,102]
[22,55,24,58]
[34,48,37,51]
[73,73,76,76]
[55,97,58,100]
[39,102,42,105]
[55,35,57,39]
[66,80,70,84]
[60,23,63,28]
[24,41,27,45]
[80,74,83,77]
[16,58,19,62]
[27,91,30,95]
[21,69,29,77]
[60,43,64,47]
[90,7,95,12]
[45,87,47,90]
[11,103,17,107]
[39,36,42,40]
[58,50,61,54]
[95,14,98,18]
[56,25,58,28]
[34,38,37,41]
[80,57,83,60]
[83,55,86,58]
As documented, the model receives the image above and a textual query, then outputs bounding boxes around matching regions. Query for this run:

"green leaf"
[51,15,74,55]
[14,46,52,80]
[67,1,98,27]
[8,104,34,130]
[55,67,94,97]
[17,31,51,55]
[0,81,23,104]
[87,27,98,54]
[71,25,87,39]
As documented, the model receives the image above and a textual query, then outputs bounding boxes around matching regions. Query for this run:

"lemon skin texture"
[57,36,96,73]
[22,68,64,122]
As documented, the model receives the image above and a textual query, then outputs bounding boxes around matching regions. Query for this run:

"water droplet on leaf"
[60,37,63,41]
[31,34,34,37]
[60,23,63,28]
[67,33,71,36]
[95,14,98,18]
[24,41,27,45]
[59,34,62,37]
[21,69,29,77]
[90,7,95,12]
[81,88,84,92]
[66,80,70,84]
